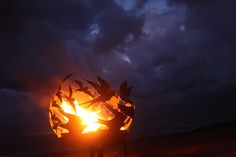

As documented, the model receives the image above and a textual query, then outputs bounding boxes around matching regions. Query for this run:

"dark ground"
[1,119,236,157]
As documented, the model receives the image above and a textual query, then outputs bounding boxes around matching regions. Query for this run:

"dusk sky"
[0,0,236,138]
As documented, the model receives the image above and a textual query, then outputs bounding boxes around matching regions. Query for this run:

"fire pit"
[48,74,135,156]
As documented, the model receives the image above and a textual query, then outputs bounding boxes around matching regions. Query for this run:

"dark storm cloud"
[0,88,48,136]
[0,0,144,90]
[133,0,236,134]
[162,0,236,96]
[123,0,236,100]
[94,7,144,52]
[1,0,108,31]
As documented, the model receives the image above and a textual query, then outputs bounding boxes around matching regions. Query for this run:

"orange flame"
[61,99,109,134]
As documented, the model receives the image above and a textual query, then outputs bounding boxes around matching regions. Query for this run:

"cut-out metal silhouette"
[48,74,135,157]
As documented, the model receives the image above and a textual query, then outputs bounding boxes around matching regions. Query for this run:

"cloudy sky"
[0,0,236,137]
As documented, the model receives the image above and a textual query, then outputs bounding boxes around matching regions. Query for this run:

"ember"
[48,74,135,139]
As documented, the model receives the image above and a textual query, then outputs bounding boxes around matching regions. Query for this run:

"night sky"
[0,0,236,138]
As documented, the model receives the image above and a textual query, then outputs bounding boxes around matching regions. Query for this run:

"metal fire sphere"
[48,74,135,144]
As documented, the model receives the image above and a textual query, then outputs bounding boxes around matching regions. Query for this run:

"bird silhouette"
[98,103,126,131]
[82,76,115,105]
[55,73,75,102]
[74,80,94,98]
[61,73,75,83]
[118,103,135,118]
[49,109,61,129]
[119,81,132,103]
[65,85,76,112]
[55,85,63,102]
[51,100,62,109]
[117,81,135,118]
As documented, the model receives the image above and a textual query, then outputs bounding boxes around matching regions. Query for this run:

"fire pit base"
[90,146,103,157]
[62,130,127,146]
[60,130,127,157]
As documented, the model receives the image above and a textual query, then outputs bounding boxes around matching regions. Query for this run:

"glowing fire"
[48,75,135,138]
[61,99,109,134]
